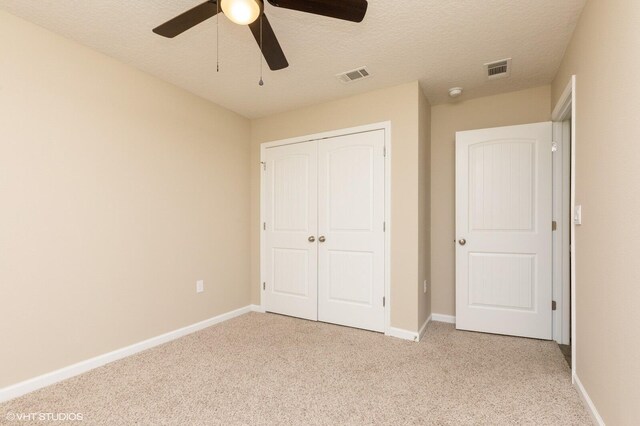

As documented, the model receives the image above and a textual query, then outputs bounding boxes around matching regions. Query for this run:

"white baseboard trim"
[385,326,419,342]
[250,304,265,313]
[418,315,431,342]
[573,373,605,425]
[431,313,456,324]
[0,305,252,403]
[386,314,433,342]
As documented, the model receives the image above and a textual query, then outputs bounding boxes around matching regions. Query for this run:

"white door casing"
[455,122,553,339]
[264,141,318,321]
[317,130,386,332]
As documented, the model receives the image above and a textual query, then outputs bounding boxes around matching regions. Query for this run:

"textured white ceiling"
[0,0,586,118]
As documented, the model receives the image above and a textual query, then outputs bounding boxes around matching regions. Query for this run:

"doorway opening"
[552,75,576,377]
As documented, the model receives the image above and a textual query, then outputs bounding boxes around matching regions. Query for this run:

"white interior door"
[455,122,553,339]
[317,130,386,332]
[264,141,318,321]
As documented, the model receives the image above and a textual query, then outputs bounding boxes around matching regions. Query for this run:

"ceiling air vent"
[336,67,371,83]
[484,58,512,80]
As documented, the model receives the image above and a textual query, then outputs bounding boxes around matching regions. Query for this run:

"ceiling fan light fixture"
[152,0,369,71]
[221,0,263,25]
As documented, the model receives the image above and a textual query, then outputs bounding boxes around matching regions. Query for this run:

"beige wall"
[430,86,552,316]
[0,11,251,387]
[250,82,424,332]
[552,0,640,423]
[418,91,431,327]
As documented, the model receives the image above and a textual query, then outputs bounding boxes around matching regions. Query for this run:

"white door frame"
[259,121,392,334]
[551,75,576,379]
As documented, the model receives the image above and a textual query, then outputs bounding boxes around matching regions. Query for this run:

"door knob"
[458,239,467,246]
[308,236,316,243]
[319,236,326,243]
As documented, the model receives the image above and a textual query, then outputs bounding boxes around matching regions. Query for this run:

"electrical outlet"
[423,280,428,293]
[196,280,204,293]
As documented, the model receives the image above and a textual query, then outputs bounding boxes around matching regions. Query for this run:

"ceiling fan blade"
[248,14,289,71]
[153,1,219,38]
[267,0,368,23]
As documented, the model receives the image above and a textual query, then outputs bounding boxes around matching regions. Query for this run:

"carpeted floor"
[1,313,592,425]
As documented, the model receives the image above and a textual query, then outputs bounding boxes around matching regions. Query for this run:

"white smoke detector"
[449,87,463,98]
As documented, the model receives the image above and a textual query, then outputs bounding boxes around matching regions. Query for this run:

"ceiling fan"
[152,0,369,71]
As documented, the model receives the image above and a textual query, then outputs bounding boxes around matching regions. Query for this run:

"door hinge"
[383,146,387,157]
[261,161,266,171]
[263,282,266,291]
[552,221,557,231]
[383,296,386,307]
[263,222,266,231]
[552,300,557,311]
[383,221,386,232]
[552,142,558,152]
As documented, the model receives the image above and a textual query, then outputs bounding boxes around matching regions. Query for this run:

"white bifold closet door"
[317,131,385,332]
[264,130,385,332]
[264,141,318,321]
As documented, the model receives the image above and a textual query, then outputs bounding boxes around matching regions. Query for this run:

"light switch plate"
[196,280,204,293]
[574,205,582,225]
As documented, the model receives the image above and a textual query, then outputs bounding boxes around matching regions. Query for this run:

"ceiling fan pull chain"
[216,0,220,72]
[259,14,263,85]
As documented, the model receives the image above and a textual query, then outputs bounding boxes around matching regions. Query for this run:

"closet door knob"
[319,236,326,243]
[458,239,467,246]
[308,236,316,243]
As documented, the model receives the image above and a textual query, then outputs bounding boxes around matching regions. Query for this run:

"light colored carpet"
[1,313,591,425]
